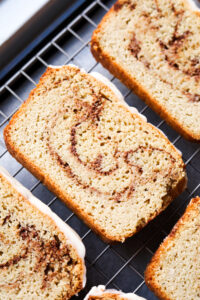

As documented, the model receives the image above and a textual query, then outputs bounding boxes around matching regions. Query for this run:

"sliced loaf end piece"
[145,196,200,300]
[4,65,186,242]
[0,166,85,300]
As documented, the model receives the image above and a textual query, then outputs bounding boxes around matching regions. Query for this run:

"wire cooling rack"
[0,1,200,299]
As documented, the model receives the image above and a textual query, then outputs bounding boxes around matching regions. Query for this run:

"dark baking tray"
[0,0,90,83]
[0,1,200,299]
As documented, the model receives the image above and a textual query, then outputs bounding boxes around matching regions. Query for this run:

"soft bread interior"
[4,66,186,241]
[0,173,83,299]
[91,0,200,140]
[145,197,200,300]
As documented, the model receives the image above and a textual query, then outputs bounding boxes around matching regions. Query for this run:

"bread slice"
[145,196,200,300]
[0,166,85,300]
[91,0,200,141]
[4,65,186,242]
[84,285,146,300]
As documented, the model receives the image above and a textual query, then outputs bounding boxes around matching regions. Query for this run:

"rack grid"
[1,1,200,299]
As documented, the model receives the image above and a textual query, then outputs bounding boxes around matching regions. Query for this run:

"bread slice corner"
[145,196,200,300]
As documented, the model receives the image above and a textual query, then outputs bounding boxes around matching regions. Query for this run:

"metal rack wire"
[0,1,200,299]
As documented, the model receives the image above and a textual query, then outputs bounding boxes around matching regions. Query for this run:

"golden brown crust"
[88,293,121,300]
[90,1,200,142]
[144,196,200,300]
[0,172,85,299]
[4,66,187,243]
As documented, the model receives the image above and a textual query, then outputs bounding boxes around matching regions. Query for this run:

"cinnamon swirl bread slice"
[4,65,186,242]
[145,196,200,300]
[0,166,85,300]
[84,285,146,300]
[91,0,200,141]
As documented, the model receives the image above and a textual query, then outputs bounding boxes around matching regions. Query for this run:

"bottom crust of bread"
[3,130,187,243]
[91,36,200,142]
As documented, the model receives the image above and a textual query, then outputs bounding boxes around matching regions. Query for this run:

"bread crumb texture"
[145,196,200,300]
[0,173,83,300]
[91,0,200,140]
[4,66,186,242]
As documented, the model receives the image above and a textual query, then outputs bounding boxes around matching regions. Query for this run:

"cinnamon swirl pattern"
[126,0,200,102]
[0,173,84,299]
[91,0,200,140]
[43,85,178,204]
[4,65,186,241]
